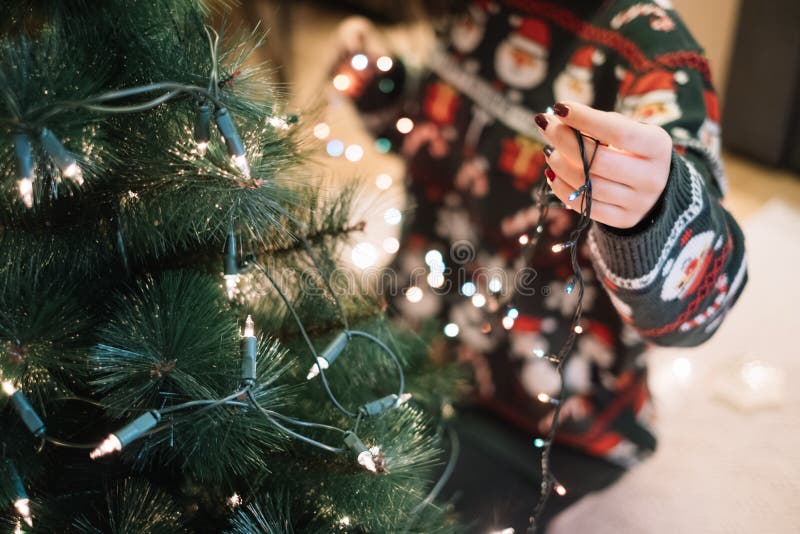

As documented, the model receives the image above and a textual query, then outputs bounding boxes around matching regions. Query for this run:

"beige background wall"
[671,0,742,101]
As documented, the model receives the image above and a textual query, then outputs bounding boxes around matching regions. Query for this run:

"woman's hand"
[534,101,674,230]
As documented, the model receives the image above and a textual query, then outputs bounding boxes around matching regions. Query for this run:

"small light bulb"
[533,438,546,448]
[488,277,503,293]
[243,315,255,338]
[333,74,352,91]
[502,316,515,330]
[424,249,443,267]
[375,173,393,190]
[574,325,584,334]
[565,283,574,294]
[196,141,208,156]
[507,308,519,319]
[2,380,17,396]
[383,237,400,254]
[444,323,460,337]
[14,499,32,527]
[351,242,378,269]
[306,356,330,380]
[227,493,242,508]
[345,144,364,162]
[518,234,530,245]
[384,208,402,225]
[351,54,369,71]
[537,392,552,403]
[18,178,33,208]
[313,123,330,140]
[461,282,477,297]
[471,294,486,308]
[63,162,84,185]
[396,117,414,134]
[552,243,564,253]
[224,274,240,300]
[376,56,393,71]
[405,286,423,303]
[357,450,377,472]
[533,349,545,358]
[89,434,122,459]
[326,139,345,157]
[232,154,250,179]
[554,483,567,496]
[339,516,352,526]
[427,272,445,288]
[396,393,412,406]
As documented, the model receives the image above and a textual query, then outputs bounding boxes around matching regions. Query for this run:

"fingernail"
[534,114,548,130]
[544,168,555,181]
[543,144,553,157]
[553,103,569,117]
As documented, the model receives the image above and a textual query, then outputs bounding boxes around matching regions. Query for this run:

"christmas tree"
[0,1,461,531]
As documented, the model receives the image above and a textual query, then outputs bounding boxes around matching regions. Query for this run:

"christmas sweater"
[351,0,748,466]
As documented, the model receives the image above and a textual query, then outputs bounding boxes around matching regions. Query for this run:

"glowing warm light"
[2,380,17,396]
[63,162,84,185]
[471,294,486,308]
[232,154,250,178]
[18,178,33,208]
[339,516,352,526]
[344,144,364,162]
[333,74,352,91]
[396,393,412,406]
[375,173,393,190]
[444,323,460,337]
[196,141,208,156]
[243,315,255,338]
[383,208,402,225]
[90,434,122,459]
[551,243,565,253]
[741,361,769,390]
[574,325,584,334]
[376,56,393,71]
[427,272,445,288]
[672,357,692,379]
[488,277,502,293]
[326,139,345,157]
[351,54,369,70]
[224,274,240,300]
[306,356,329,380]
[357,450,377,472]
[227,493,242,508]
[518,234,529,245]
[351,242,378,269]
[405,286,423,303]
[554,483,567,496]
[313,123,330,139]
[383,237,400,253]
[396,117,414,134]
[424,250,443,267]
[537,392,552,403]
[459,282,475,298]
[502,316,515,330]
[14,499,32,527]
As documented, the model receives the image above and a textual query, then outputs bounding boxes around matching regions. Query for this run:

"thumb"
[553,101,660,157]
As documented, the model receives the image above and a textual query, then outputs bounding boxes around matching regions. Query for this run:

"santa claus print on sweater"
[553,46,606,106]
[494,16,549,91]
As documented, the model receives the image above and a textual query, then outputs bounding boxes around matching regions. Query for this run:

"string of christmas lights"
[523,129,599,533]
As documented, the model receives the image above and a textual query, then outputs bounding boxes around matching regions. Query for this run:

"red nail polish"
[553,103,569,117]
[534,114,548,130]
[544,168,555,181]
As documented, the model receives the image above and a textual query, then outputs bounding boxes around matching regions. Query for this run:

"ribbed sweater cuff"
[589,151,698,282]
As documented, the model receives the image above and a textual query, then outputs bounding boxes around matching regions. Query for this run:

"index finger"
[552,101,672,158]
